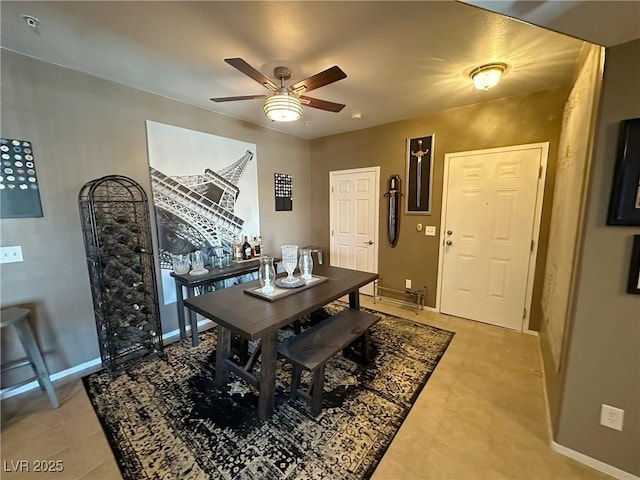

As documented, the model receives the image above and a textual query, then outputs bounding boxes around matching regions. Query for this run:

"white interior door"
[438,144,547,330]
[329,167,379,295]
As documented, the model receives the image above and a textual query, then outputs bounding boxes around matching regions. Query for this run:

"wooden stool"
[1,307,59,408]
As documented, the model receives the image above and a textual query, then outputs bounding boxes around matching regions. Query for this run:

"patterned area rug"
[83,303,454,480]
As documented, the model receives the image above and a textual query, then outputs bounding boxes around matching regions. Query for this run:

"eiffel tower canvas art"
[145,121,260,305]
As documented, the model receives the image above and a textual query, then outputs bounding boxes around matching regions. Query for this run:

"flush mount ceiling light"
[470,63,507,91]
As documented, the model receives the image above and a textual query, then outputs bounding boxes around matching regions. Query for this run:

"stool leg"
[14,320,59,408]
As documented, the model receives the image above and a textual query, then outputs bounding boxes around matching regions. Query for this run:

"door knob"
[446,230,453,236]
[364,240,374,245]
[446,240,453,246]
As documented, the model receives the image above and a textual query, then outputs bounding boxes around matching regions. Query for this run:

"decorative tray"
[244,275,328,301]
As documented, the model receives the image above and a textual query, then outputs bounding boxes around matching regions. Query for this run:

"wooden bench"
[278,308,380,416]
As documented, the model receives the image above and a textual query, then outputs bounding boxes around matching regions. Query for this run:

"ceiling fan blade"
[210,95,267,102]
[224,58,278,91]
[299,95,346,113]
[290,66,347,94]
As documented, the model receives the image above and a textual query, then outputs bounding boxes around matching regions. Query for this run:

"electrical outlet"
[0,246,23,264]
[424,226,436,236]
[405,279,412,289]
[600,404,624,431]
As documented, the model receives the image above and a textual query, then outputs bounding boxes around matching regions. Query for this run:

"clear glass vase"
[299,248,313,280]
[171,253,190,275]
[259,256,276,294]
[280,245,299,284]
[190,250,208,275]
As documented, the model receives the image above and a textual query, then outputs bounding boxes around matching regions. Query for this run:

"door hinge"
[523,308,527,319]
[331,230,334,236]
[531,239,535,252]
[331,186,334,193]
[538,165,543,179]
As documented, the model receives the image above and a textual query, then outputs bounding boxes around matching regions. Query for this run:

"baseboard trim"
[536,337,638,480]
[0,319,213,400]
[551,441,639,480]
[524,329,539,336]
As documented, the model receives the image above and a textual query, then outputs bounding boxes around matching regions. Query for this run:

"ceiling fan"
[210,58,347,122]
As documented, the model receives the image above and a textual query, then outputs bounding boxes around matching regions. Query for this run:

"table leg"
[258,330,278,421]
[349,288,360,309]
[215,327,232,386]
[175,282,186,341]
[187,286,199,347]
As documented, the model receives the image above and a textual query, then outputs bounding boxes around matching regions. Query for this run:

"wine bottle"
[242,236,252,260]
[253,236,261,256]
[234,236,243,261]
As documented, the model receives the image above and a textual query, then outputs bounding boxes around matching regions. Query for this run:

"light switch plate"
[424,226,436,236]
[0,246,23,263]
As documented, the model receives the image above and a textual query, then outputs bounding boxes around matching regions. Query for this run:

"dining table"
[184,263,378,421]
[171,258,277,346]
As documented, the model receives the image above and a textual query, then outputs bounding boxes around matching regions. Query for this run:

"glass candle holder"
[299,248,313,280]
[259,256,276,294]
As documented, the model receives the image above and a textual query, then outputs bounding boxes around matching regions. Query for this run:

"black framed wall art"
[405,134,434,215]
[607,117,640,226]
[274,173,292,211]
[1,138,43,219]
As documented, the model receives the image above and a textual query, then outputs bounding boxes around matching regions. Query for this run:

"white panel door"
[330,167,379,295]
[440,146,544,330]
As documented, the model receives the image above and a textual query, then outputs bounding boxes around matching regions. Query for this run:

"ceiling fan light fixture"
[470,63,507,91]
[263,92,303,122]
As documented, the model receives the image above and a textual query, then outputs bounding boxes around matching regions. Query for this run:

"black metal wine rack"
[78,175,163,374]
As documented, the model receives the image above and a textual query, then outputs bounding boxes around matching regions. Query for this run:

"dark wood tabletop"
[184,264,378,340]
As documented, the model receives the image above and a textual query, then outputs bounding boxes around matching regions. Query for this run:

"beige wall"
[555,39,640,476]
[310,88,568,325]
[541,44,604,371]
[0,51,312,381]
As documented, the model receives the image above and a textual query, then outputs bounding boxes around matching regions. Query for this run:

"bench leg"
[343,331,372,365]
[361,331,371,364]
[310,364,325,417]
[290,365,302,400]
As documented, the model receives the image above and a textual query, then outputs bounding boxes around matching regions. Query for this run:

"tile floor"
[0,296,613,480]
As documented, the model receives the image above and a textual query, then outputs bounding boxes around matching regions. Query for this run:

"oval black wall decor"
[385,175,402,247]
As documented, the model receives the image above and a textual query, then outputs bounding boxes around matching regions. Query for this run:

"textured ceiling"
[462,0,640,48]
[0,1,592,139]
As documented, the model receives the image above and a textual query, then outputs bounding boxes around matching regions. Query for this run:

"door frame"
[436,142,549,332]
[329,166,380,284]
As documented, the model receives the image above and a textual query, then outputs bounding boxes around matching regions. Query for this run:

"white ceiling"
[462,1,640,48]
[1,1,632,140]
